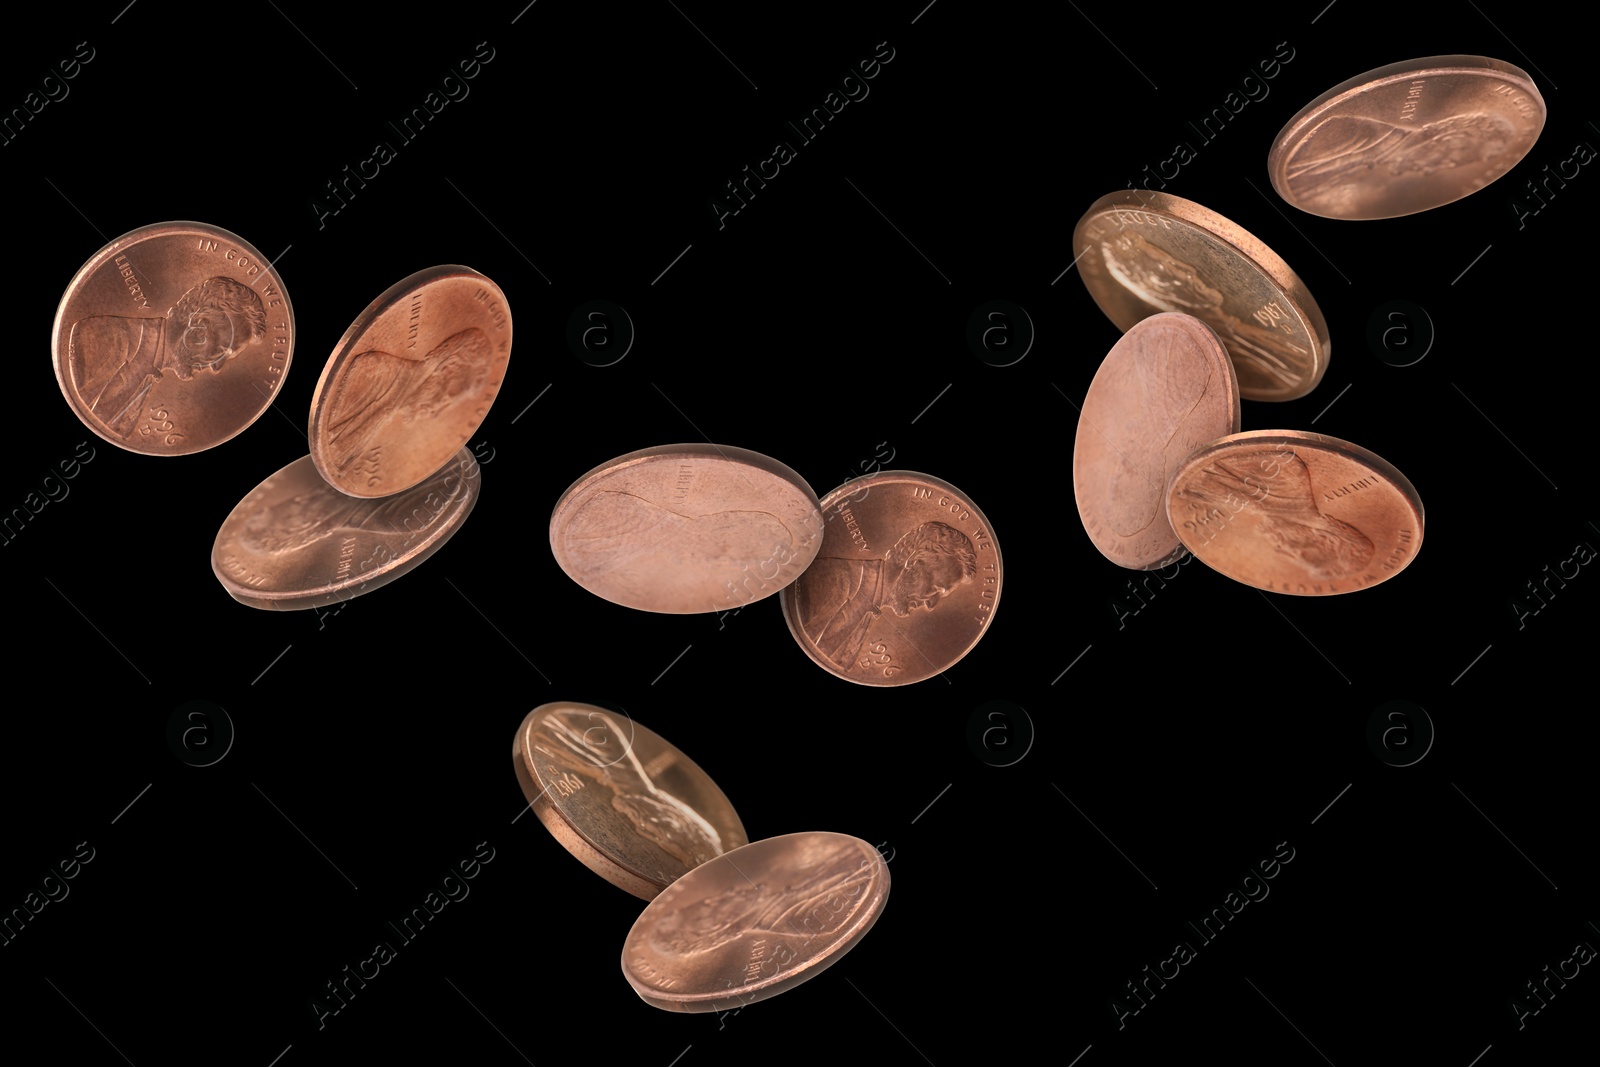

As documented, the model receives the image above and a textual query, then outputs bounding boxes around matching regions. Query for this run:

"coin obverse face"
[1167,430,1425,595]
[550,444,824,614]
[781,471,1001,685]
[309,265,511,498]
[1074,191,1330,402]
[513,703,748,901]
[622,832,890,1013]
[53,221,295,455]
[1269,55,1546,220]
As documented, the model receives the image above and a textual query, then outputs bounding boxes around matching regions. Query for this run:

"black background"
[4,2,1596,1064]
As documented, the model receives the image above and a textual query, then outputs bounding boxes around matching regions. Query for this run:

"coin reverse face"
[1270,55,1546,220]
[1074,313,1240,570]
[781,471,1001,685]
[550,444,824,614]
[53,221,294,454]
[1167,430,1424,595]
[212,447,480,610]
[513,703,748,901]
[310,265,511,497]
[622,832,890,1013]
[1074,192,1330,402]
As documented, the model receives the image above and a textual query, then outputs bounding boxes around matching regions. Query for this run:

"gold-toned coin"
[550,444,823,614]
[1073,191,1330,402]
[52,221,293,455]
[513,703,748,901]
[1166,430,1424,595]
[1270,55,1545,220]
[1074,313,1240,569]
[622,831,889,1013]
[309,265,510,498]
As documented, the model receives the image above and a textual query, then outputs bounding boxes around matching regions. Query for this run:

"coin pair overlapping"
[513,702,890,1013]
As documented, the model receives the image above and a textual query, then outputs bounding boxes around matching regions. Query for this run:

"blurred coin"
[309,265,510,497]
[622,831,889,1013]
[1074,191,1330,402]
[550,444,823,614]
[514,703,748,901]
[781,471,1000,685]
[52,221,293,454]
[212,447,479,609]
[1074,313,1240,569]
[1270,55,1545,220]
[1167,430,1424,594]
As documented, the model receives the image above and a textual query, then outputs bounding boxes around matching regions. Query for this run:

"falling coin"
[550,444,824,614]
[1166,430,1424,595]
[1074,313,1240,570]
[309,265,511,497]
[52,221,294,455]
[212,446,480,610]
[1073,191,1330,402]
[513,703,748,901]
[1269,55,1545,220]
[780,471,1000,685]
[622,831,889,1013]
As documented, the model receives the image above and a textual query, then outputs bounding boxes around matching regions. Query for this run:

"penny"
[1073,191,1330,402]
[1074,313,1241,570]
[780,471,1000,685]
[1166,430,1424,595]
[1270,55,1545,220]
[212,446,479,610]
[622,831,889,1013]
[513,703,748,901]
[309,265,511,497]
[52,221,294,455]
[550,444,824,614]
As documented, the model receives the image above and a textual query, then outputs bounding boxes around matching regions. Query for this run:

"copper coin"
[1074,313,1241,570]
[1166,430,1424,595]
[781,471,1000,685]
[52,221,294,454]
[212,446,479,610]
[622,831,889,1013]
[1269,55,1545,220]
[513,703,748,901]
[1073,191,1330,402]
[550,444,824,614]
[309,265,511,497]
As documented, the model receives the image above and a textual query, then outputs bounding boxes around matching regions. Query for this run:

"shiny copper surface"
[52,221,294,454]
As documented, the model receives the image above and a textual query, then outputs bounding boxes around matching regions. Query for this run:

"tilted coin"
[52,221,294,454]
[1270,55,1545,220]
[622,831,889,1013]
[1073,191,1330,402]
[1074,313,1241,570]
[550,444,823,614]
[1166,430,1424,595]
[781,471,1000,685]
[309,265,510,497]
[212,446,479,610]
[513,703,748,901]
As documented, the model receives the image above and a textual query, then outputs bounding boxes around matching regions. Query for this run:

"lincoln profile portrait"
[1284,113,1516,201]
[67,276,268,438]
[793,520,978,670]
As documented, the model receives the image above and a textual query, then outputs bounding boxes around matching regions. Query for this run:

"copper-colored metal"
[1074,313,1240,570]
[1166,430,1424,595]
[52,221,294,454]
[1073,191,1330,402]
[780,471,1000,685]
[309,265,511,497]
[550,444,824,614]
[513,703,748,901]
[1270,55,1545,220]
[622,832,889,1013]
[212,447,479,610]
